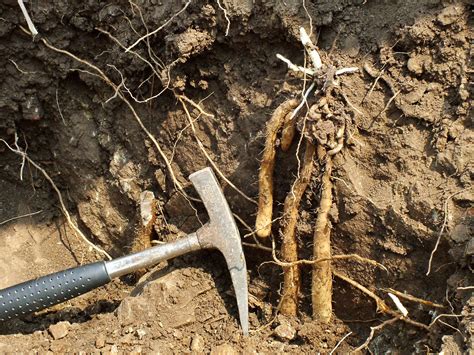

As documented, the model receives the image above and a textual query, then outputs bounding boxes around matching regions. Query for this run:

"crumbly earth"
[0,0,472,353]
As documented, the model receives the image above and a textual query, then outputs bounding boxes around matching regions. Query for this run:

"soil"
[0,0,472,353]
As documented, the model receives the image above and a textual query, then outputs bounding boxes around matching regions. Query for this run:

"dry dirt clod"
[341,35,360,58]
[210,343,238,355]
[407,55,429,75]
[437,4,464,26]
[465,238,474,258]
[190,333,205,352]
[95,334,106,349]
[167,28,215,58]
[136,329,146,340]
[48,321,71,340]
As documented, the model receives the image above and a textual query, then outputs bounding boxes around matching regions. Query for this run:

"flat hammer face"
[189,168,249,336]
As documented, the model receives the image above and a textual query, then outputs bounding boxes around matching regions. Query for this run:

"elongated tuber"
[280,141,315,315]
[312,145,333,322]
[255,99,298,238]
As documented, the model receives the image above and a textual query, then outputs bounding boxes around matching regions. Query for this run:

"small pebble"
[21,95,43,121]
[274,323,296,341]
[407,55,426,75]
[136,329,146,340]
[437,5,463,25]
[48,321,70,340]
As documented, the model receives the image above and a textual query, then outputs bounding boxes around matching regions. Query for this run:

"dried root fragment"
[255,99,299,238]
[133,190,156,252]
[130,191,156,279]
[280,141,316,316]
[312,145,333,322]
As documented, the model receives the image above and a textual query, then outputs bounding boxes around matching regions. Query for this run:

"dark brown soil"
[0,0,472,353]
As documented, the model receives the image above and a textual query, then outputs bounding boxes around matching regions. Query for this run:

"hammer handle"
[0,234,201,322]
[0,261,110,321]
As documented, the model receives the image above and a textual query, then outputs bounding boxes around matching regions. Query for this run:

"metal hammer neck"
[105,233,201,279]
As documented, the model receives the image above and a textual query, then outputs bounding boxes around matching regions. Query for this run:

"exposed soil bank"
[0,0,472,353]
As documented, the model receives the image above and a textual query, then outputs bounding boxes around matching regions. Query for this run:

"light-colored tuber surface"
[255,99,299,238]
[280,111,297,152]
[312,145,333,322]
[280,141,316,315]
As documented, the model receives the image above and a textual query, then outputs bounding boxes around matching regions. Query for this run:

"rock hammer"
[0,167,249,335]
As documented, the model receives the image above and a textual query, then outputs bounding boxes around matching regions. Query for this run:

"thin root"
[334,271,429,330]
[381,288,445,309]
[426,187,472,275]
[0,210,43,226]
[354,316,401,352]
[125,0,191,52]
[55,88,66,125]
[18,0,38,37]
[215,0,231,36]
[20,26,187,200]
[1,139,111,260]
[265,234,387,270]
[178,97,256,205]
[329,331,353,355]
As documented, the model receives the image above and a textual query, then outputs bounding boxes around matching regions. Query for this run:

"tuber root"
[255,99,299,238]
[280,111,297,152]
[280,141,316,315]
[312,145,333,322]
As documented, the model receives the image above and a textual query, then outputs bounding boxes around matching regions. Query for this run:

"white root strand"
[216,0,231,36]
[289,81,315,120]
[335,67,359,75]
[299,27,322,70]
[388,292,409,317]
[18,0,38,37]
[125,0,191,52]
[276,54,315,76]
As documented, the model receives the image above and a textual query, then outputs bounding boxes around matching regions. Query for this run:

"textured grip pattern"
[0,261,110,321]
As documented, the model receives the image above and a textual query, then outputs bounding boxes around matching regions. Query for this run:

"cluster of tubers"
[255,27,356,321]
[255,91,346,321]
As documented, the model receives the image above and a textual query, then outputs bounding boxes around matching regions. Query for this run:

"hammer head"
[189,168,249,336]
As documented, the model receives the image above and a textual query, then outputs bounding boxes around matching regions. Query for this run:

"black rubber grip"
[0,261,111,321]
